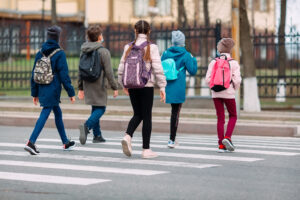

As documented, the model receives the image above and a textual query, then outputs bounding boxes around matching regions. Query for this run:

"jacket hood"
[41,39,60,56]
[165,46,187,59]
[81,42,102,53]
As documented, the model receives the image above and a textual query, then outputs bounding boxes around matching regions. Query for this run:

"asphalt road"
[0,126,299,200]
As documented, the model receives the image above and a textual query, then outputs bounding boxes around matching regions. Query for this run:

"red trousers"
[213,98,237,145]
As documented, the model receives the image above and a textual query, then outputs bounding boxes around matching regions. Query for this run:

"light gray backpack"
[33,48,61,84]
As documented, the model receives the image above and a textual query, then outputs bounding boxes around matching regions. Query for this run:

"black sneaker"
[63,140,75,151]
[222,138,235,152]
[24,141,40,155]
[79,123,89,145]
[93,135,106,143]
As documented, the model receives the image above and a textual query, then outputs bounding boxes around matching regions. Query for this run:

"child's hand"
[78,90,84,100]
[113,90,118,98]
[123,88,129,96]
[33,97,39,106]
[70,96,75,104]
[160,90,166,103]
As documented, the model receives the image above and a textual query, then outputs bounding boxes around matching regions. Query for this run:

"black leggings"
[126,87,154,149]
[170,103,182,141]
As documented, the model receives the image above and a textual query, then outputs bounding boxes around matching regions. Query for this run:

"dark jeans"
[213,98,237,145]
[170,103,182,141]
[126,87,154,149]
[85,106,106,137]
[29,105,68,144]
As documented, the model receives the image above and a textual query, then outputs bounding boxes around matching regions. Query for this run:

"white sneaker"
[142,149,158,159]
[121,134,132,157]
[167,140,178,148]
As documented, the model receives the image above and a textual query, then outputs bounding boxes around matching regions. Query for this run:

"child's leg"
[170,103,182,141]
[29,107,52,143]
[126,89,143,137]
[53,105,69,144]
[213,98,225,145]
[224,99,237,139]
[86,106,106,137]
[141,87,154,149]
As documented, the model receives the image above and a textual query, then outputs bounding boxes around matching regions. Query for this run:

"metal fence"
[0,20,299,99]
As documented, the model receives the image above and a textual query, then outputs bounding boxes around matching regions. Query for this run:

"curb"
[0,114,297,137]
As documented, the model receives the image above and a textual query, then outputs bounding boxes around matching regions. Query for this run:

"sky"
[276,0,300,33]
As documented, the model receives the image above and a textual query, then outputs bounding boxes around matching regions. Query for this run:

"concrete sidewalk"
[0,98,299,137]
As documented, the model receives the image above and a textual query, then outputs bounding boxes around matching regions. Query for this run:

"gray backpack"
[33,48,61,84]
[122,41,151,88]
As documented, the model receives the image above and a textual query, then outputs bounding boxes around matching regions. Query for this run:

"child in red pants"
[205,38,242,152]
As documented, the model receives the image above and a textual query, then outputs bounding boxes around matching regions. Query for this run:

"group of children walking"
[24,20,241,158]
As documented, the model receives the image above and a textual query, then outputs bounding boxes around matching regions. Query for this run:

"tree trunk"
[203,0,210,27]
[177,0,187,28]
[276,0,287,102]
[51,0,57,25]
[240,0,261,112]
[200,0,210,96]
[278,0,286,77]
[194,0,200,22]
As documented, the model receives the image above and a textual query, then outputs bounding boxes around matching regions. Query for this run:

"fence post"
[105,25,110,50]
[26,21,31,61]
[215,19,221,57]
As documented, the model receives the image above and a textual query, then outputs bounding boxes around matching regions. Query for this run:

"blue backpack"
[162,58,184,81]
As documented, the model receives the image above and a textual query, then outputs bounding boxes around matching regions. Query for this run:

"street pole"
[232,0,240,116]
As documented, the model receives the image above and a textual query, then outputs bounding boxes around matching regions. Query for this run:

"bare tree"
[194,0,200,22]
[51,0,57,25]
[240,0,261,111]
[177,0,188,28]
[276,0,287,102]
[203,0,210,27]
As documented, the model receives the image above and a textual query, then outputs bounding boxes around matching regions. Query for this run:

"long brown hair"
[124,20,151,62]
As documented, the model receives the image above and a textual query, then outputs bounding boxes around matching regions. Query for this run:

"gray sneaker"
[79,124,89,145]
[93,135,106,143]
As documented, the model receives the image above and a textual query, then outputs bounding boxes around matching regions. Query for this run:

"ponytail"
[124,32,138,60]
[143,32,151,62]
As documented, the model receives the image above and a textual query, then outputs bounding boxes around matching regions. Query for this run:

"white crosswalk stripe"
[0,135,299,186]
[0,172,110,185]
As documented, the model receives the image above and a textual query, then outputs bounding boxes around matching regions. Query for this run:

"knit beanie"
[171,30,185,47]
[47,25,62,42]
[217,38,235,53]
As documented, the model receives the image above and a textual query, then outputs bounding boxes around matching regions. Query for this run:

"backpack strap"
[134,41,150,49]
[48,48,61,58]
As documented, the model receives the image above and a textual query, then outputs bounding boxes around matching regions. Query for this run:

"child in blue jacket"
[161,30,198,148]
[24,25,76,155]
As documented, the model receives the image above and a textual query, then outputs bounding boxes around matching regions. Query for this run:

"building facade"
[0,0,276,31]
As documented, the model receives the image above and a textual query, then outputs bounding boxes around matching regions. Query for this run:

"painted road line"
[0,151,220,169]
[152,136,300,146]
[0,143,263,162]
[0,160,168,176]
[0,171,110,185]
[37,139,300,156]
[105,138,300,150]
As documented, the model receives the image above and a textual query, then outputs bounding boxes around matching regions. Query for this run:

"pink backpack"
[209,55,233,92]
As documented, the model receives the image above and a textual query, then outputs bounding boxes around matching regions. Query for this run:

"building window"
[260,0,268,12]
[157,0,171,16]
[134,0,149,17]
[248,0,253,9]
[134,0,171,17]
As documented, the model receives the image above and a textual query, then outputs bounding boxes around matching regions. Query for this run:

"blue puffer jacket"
[161,46,198,104]
[31,40,75,107]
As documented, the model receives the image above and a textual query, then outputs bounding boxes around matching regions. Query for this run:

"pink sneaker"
[121,134,132,157]
[142,149,158,159]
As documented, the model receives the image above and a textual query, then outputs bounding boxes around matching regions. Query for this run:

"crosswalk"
[0,134,299,186]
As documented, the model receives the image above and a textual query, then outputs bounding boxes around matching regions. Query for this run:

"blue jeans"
[29,105,69,144]
[85,106,106,137]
